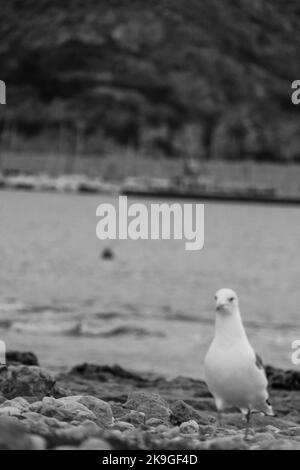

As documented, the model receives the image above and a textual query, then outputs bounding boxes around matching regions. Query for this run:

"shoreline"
[1,170,300,206]
[122,188,300,205]
[0,351,299,450]
[1,155,300,205]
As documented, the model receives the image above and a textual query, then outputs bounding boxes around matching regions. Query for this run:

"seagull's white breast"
[204,337,268,410]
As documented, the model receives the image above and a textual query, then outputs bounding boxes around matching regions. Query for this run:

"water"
[0,190,299,377]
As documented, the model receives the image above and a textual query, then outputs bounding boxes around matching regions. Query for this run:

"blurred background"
[0,0,299,377]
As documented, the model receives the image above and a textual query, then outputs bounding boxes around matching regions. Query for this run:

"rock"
[211,412,242,430]
[279,426,300,437]
[179,420,199,434]
[249,414,297,430]
[125,391,171,422]
[22,417,100,448]
[55,445,78,450]
[121,410,145,426]
[146,418,167,427]
[0,353,298,450]
[6,351,39,366]
[76,396,113,427]
[125,390,168,409]
[158,375,211,398]
[266,366,300,390]
[24,396,112,442]
[170,400,212,426]
[2,396,30,410]
[70,363,148,383]
[0,397,30,417]
[0,406,23,418]
[155,424,169,433]
[198,424,215,437]
[22,413,70,436]
[113,421,135,432]
[0,417,43,450]
[54,386,72,398]
[39,397,56,407]
[47,421,101,448]
[105,429,123,440]
[162,427,180,439]
[45,396,113,427]
[264,425,281,434]
[204,436,249,450]
[79,437,111,450]
[0,366,57,399]
[29,401,43,412]
[263,439,300,450]
[218,412,297,433]
[29,435,47,450]
[250,432,276,444]
[110,403,128,419]
[37,396,97,424]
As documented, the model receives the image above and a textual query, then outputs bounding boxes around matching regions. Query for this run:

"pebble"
[180,420,199,434]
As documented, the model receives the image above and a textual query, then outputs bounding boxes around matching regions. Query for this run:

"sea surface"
[0,190,299,377]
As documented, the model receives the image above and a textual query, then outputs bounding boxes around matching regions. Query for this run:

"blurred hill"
[1,0,300,162]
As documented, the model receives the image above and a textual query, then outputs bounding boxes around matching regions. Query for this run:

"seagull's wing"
[255,352,264,371]
[254,351,274,415]
[254,351,268,380]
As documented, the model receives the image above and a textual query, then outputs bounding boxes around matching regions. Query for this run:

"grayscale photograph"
[0,0,299,454]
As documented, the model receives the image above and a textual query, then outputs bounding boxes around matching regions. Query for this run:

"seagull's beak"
[216,301,228,311]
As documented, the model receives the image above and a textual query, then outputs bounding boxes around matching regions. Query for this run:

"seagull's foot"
[243,427,255,441]
[209,411,222,439]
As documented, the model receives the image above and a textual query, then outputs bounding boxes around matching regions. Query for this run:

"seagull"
[204,288,274,439]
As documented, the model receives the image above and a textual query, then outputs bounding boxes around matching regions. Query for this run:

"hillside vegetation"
[1,0,300,162]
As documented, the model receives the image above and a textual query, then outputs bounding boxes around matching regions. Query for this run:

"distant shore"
[1,154,300,204]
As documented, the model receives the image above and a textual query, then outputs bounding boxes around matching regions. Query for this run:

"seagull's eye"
[229,297,234,302]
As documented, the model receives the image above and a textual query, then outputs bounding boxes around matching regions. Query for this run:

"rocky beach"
[0,352,299,450]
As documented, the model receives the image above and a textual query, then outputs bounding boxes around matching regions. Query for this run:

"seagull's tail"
[264,399,275,417]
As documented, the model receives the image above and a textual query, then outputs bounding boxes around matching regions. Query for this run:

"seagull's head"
[214,288,239,315]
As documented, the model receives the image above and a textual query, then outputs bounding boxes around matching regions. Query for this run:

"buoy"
[101,247,114,260]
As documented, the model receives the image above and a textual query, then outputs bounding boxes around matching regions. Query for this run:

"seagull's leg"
[211,410,222,438]
[244,408,251,440]
[210,398,225,439]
